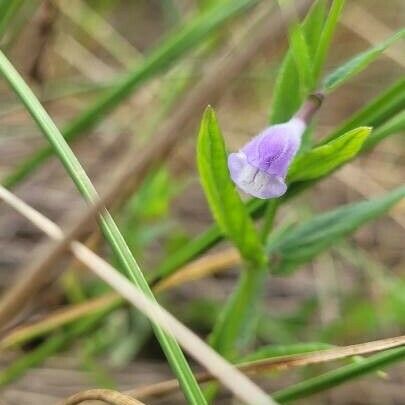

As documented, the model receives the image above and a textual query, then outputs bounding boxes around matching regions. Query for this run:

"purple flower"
[228,94,324,199]
[228,118,306,199]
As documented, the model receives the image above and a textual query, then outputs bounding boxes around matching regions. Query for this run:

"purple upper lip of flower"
[228,118,306,199]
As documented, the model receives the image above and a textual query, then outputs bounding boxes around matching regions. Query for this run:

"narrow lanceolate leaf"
[197,107,267,360]
[0,50,206,405]
[288,24,313,95]
[323,29,405,92]
[288,127,371,182]
[273,347,405,402]
[3,0,259,188]
[301,0,326,59]
[313,0,346,79]
[268,186,405,274]
[197,106,266,267]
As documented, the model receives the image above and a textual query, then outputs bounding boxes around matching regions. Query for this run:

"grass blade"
[0,185,274,405]
[323,29,405,92]
[0,50,206,404]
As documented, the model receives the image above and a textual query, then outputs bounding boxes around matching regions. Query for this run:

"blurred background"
[0,0,404,404]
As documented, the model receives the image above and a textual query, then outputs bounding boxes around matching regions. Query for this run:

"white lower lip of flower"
[231,155,286,199]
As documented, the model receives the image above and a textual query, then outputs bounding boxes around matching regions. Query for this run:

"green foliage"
[288,24,313,96]
[288,127,371,182]
[323,29,405,92]
[197,106,266,267]
[270,0,327,123]
[268,187,405,274]
[313,0,346,79]
[197,107,267,360]
[0,50,206,404]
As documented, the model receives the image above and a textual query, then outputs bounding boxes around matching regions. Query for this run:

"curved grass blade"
[323,29,405,92]
[3,0,259,188]
[0,50,206,404]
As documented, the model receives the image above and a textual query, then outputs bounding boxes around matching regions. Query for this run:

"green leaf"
[288,127,371,182]
[269,0,327,123]
[323,29,405,92]
[273,347,405,402]
[0,50,206,404]
[3,0,259,188]
[270,52,302,124]
[269,186,405,274]
[197,106,266,267]
[313,0,346,79]
[242,342,333,362]
[288,23,314,95]
[197,107,268,361]
[301,0,327,59]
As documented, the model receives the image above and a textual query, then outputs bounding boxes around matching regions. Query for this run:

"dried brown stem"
[61,389,145,405]
[0,0,312,330]
[129,335,405,400]
[0,247,239,349]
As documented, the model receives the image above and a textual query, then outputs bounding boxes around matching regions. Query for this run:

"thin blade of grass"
[0,51,205,405]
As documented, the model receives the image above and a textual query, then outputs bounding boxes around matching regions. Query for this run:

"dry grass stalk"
[1,247,241,349]
[129,335,405,400]
[61,388,145,405]
[0,185,275,405]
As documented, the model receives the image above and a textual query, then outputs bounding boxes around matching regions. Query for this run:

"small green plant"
[0,0,404,403]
